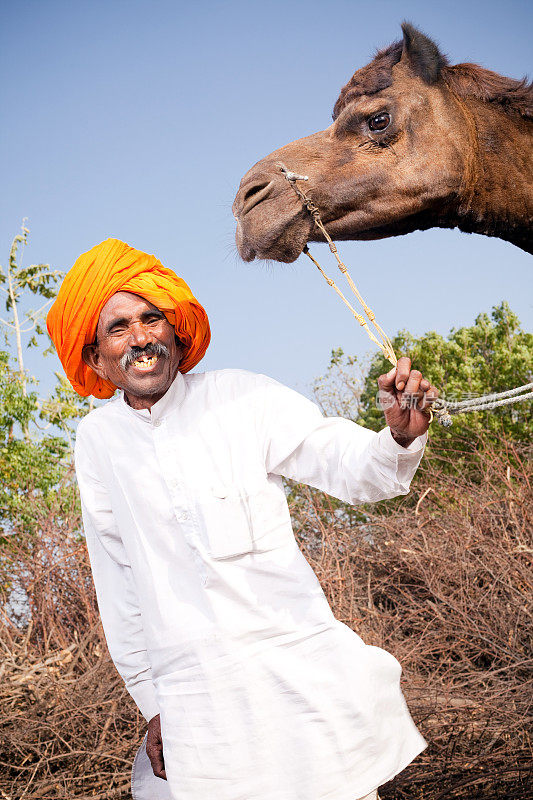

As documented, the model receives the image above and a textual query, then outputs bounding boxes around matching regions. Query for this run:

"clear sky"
[1,0,531,399]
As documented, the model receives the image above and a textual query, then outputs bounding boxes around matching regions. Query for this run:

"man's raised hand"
[377,356,439,447]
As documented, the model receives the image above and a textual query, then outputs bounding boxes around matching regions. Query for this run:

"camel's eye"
[368,112,391,132]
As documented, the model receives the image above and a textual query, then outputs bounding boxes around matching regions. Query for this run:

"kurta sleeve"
[258,375,427,504]
[75,425,159,722]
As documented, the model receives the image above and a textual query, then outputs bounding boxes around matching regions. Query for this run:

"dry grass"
[0,492,143,799]
[0,438,531,799]
[294,438,533,799]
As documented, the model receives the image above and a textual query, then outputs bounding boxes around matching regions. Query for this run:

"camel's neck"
[451,100,533,253]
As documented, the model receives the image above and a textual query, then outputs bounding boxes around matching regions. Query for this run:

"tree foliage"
[0,222,63,378]
[0,227,90,534]
[316,302,532,449]
[0,353,70,532]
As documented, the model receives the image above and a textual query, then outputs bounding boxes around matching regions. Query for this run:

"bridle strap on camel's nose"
[278,163,398,367]
[279,169,310,183]
[278,164,533,428]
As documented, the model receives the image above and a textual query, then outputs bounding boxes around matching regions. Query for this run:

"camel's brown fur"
[233,24,533,261]
[334,40,532,122]
[442,63,532,120]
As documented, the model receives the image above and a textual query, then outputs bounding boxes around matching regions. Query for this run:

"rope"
[278,163,533,427]
[432,383,533,427]
[279,163,397,366]
[445,381,533,409]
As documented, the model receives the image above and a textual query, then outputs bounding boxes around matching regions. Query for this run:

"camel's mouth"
[235,204,388,263]
[237,197,429,262]
[235,216,311,263]
[233,164,389,263]
[233,162,318,263]
[234,181,315,263]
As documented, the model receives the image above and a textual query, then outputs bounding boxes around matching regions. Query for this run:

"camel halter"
[279,163,533,427]
[279,163,397,367]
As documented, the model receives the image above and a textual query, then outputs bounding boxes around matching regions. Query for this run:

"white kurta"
[74,369,427,800]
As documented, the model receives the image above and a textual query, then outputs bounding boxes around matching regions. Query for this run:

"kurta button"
[153,419,162,428]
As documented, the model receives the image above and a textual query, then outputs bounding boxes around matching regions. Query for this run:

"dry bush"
[294,437,533,799]
[0,496,141,799]
[0,439,531,799]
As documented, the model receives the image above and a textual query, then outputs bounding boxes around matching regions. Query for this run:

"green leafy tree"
[308,303,531,517]
[0,352,69,532]
[0,225,91,535]
[40,373,94,452]
[356,302,532,446]
[0,222,63,395]
[0,223,91,445]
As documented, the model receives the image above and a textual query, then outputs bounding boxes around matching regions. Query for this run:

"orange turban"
[47,238,210,399]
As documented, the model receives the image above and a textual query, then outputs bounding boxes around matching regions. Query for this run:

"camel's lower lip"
[235,215,312,263]
[240,247,257,262]
[235,221,256,261]
[237,236,305,264]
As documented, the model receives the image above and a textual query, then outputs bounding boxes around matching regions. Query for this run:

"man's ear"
[82,342,106,378]
[175,334,186,362]
[400,22,448,84]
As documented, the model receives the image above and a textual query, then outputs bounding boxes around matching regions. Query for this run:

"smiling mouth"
[132,355,159,370]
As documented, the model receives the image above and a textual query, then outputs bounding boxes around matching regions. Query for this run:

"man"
[47,238,438,800]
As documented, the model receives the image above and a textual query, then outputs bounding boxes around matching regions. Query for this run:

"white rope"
[279,163,397,366]
[432,383,533,427]
[277,163,533,429]
[443,382,533,409]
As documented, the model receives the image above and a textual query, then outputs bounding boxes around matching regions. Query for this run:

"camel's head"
[233,23,531,261]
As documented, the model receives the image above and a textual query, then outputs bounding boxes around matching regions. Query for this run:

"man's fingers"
[399,370,422,410]
[152,766,167,780]
[395,357,411,391]
[378,359,416,391]
[377,366,397,391]
[146,714,167,782]
[408,386,439,411]
[422,386,439,407]
[378,362,438,413]
[403,369,423,396]
[147,743,167,780]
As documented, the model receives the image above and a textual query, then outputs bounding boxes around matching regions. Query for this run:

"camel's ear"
[400,22,448,84]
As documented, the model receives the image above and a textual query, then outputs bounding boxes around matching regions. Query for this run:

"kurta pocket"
[203,487,254,559]
[202,480,292,559]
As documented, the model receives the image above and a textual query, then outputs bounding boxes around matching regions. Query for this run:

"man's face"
[82,291,183,408]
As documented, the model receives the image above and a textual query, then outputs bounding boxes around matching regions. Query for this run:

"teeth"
[133,355,158,370]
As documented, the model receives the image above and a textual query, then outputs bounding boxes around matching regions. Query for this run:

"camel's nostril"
[241,181,273,216]
[243,183,268,203]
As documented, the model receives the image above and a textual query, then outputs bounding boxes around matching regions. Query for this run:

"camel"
[233,23,533,261]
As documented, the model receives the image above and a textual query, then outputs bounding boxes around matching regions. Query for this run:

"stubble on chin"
[121,358,181,408]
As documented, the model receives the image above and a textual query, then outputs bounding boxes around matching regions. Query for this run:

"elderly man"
[47,238,438,800]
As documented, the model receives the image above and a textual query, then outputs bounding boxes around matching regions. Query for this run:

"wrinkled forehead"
[96,291,163,335]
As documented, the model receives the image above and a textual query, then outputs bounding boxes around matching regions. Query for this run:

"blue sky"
[1,0,531,399]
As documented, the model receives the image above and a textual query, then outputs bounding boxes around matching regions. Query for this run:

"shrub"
[0,438,531,799]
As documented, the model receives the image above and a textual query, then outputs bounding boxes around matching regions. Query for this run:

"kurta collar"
[119,370,187,424]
